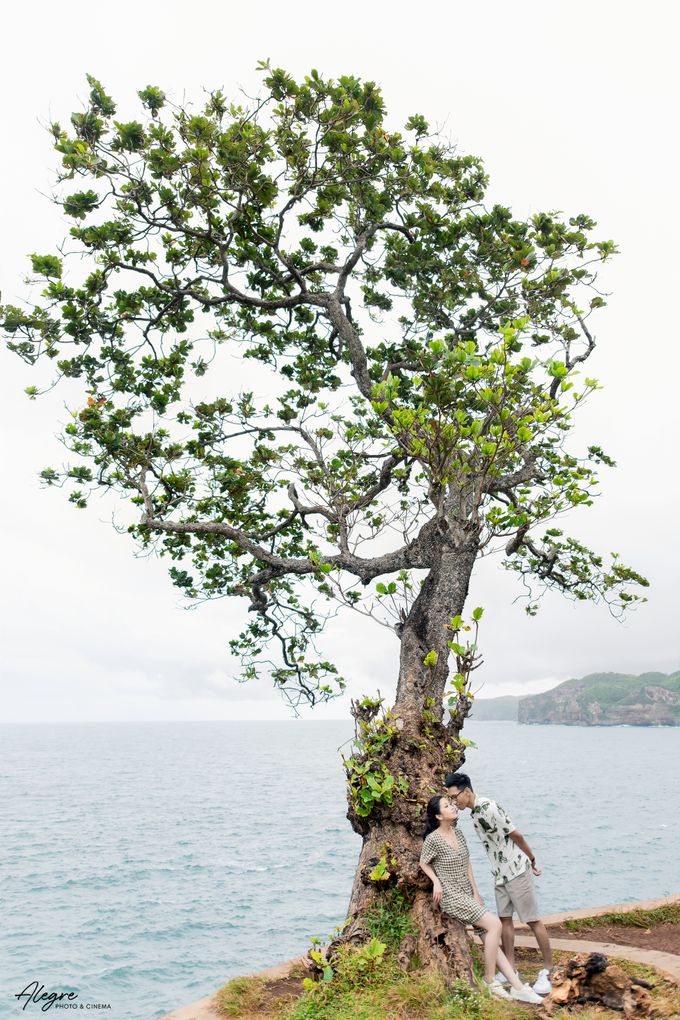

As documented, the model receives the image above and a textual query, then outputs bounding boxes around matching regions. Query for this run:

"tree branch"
[135,472,429,583]
[484,450,544,494]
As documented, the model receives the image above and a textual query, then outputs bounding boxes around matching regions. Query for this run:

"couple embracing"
[420,772,552,1003]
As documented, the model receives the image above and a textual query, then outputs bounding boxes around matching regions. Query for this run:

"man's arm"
[508,829,542,876]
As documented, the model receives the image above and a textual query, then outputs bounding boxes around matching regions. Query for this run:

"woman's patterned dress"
[420,827,486,925]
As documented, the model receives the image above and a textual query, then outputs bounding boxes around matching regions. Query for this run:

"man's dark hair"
[444,771,473,791]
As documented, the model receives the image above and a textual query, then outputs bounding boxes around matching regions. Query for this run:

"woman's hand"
[431,879,443,905]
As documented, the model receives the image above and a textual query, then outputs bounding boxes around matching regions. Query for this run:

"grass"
[562,903,680,930]
[284,957,531,1020]
[215,975,299,1018]
[214,922,680,1020]
[214,958,680,1020]
[216,977,271,1017]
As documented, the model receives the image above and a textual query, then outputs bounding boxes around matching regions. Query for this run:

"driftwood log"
[541,953,656,1018]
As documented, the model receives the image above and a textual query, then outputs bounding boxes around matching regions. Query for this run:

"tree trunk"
[341,531,481,984]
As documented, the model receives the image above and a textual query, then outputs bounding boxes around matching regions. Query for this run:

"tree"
[2,64,648,981]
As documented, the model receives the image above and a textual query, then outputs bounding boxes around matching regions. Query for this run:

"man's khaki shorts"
[494,868,540,923]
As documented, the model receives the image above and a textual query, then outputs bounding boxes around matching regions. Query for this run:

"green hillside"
[518,670,680,726]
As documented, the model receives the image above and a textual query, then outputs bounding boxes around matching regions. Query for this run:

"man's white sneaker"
[510,983,544,1004]
[532,968,552,996]
[485,979,511,1000]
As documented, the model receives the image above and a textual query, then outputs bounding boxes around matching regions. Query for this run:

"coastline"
[158,893,680,1020]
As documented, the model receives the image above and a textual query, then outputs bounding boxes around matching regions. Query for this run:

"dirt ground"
[546,922,680,956]
[257,976,304,1000]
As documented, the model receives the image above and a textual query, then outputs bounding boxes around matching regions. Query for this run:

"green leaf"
[114,121,146,152]
[405,113,429,137]
[63,190,100,219]
[368,856,391,882]
[548,360,568,378]
[138,85,166,114]
[448,642,466,655]
[86,74,116,115]
[30,254,62,279]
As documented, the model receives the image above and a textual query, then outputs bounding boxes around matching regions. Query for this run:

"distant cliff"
[470,671,680,726]
[518,671,680,726]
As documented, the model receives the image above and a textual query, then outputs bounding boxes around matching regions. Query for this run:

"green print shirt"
[470,795,529,886]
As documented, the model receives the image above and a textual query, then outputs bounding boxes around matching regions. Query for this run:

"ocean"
[1,720,678,1018]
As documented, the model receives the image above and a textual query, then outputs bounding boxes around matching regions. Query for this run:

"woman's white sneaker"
[494,969,520,985]
[532,968,552,995]
[510,983,544,1004]
[485,979,511,1000]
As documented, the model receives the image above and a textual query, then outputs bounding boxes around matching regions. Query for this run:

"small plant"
[445,610,484,716]
[445,977,483,1017]
[344,699,409,818]
[354,937,387,972]
[368,853,393,883]
[364,886,416,951]
[346,760,398,816]
[421,696,438,737]
[290,939,395,1020]
[307,948,334,985]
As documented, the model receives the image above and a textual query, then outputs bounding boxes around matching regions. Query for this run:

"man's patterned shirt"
[470,795,530,886]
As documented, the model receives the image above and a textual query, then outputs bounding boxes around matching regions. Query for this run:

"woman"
[419,795,543,1003]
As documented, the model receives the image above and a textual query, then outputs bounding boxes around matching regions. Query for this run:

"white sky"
[1,1,678,722]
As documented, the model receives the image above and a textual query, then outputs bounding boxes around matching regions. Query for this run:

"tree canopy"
[2,64,648,709]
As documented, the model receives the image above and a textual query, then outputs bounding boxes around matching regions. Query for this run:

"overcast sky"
[1,1,678,723]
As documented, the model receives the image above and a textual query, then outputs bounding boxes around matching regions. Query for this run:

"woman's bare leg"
[495,946,524,990]
[476,913,524,989]
[475,912,503,983]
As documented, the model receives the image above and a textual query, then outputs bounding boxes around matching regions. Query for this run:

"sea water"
[1,721,678,1019]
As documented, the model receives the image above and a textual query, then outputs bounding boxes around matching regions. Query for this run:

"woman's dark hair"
[424,795,446,838]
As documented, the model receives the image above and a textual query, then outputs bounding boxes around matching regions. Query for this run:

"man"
[444,771,552,995]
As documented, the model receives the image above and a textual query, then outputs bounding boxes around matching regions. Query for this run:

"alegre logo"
[14,981,79,1012]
